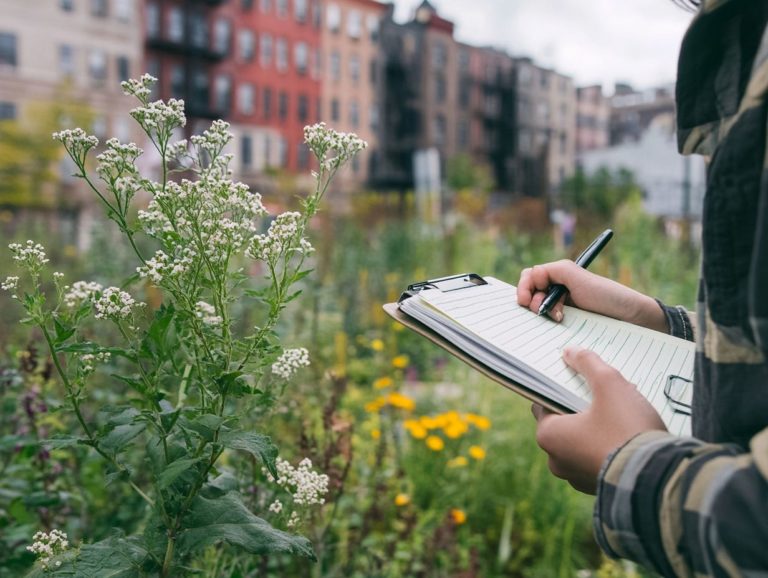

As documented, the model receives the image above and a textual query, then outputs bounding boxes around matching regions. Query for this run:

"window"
[214,75,232,113]
[278,91,288,120]
[312,0,321,27]
[458,120,469,148]
[146,57,160,98]
[260,34,273,67]
[434,114,446,145]
[239,30,255,61]
[349,100,359,127]
[91,0,108,17]
[518,65,532,85]
[59,45,75,77]
[241,0,254,9]
[239,83,255,115]
[60,0,74,11]
[116,55,130,82]
[295,0,307,22]
[278,137,288,167]
[146,3,160,38]
[351,155,359,174]
[114,117,130,141]
[0,33,17,67]
[369,58,377,85]
[540,71,549,89]
[171,64,184,99]
[88,49,107,82]
[241,135,253,168]
[347,10,361,39]
[432,42,446,68]
[192,70,209,110]
[435,73,446,103]
[349,54,360,84]
[168,7,183,42]
[458,81,470,107]
[0,102,16,120]
[458,48,470,71]
[329,51,340,81]
[294,42,308,75]
[276,38,288,72]
[366,14,379,41]
[330,98,339,122]
[214,18,231,55]
[369,104,379,130]
[276,0,288,17]
[326,3,340,32]
[115,0,132,21]
[298,94,308,122]
[260,0,271,12]
[191,13,207,48]
[263,87,273,118]
[297,143,309,170]
[92,115,107,140]
[312,48,321,79]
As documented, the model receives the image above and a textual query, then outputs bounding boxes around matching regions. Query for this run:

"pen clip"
[398,273,487,303]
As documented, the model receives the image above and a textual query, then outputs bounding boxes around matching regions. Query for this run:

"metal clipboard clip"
[397,273,488,303]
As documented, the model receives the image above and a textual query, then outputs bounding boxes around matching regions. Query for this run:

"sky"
[392,0,696,91]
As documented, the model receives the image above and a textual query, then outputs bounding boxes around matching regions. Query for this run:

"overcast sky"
[392,0,696,91]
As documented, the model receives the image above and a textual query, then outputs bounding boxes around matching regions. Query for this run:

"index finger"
[517,267,534,306]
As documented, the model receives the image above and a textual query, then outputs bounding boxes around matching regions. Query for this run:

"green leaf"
[41,434,88,449]
[178,414,232,442]
[98,410,146,455]
[140,304,176,362]
[220,431,278,479]
[177,492,315,560]
[158,456,204,490]
[25,535,150,578]
[53,317,75,345]
[56,342,136,361]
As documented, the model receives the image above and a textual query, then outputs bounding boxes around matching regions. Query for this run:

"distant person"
[517,0,768,575]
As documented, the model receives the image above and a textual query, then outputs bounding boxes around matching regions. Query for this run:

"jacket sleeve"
[594,428,768,577]
[656,300,695,342]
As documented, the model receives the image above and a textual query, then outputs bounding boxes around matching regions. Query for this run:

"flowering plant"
[4,75,365,576]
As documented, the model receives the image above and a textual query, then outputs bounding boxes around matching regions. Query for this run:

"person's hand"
[517,260,668,332]
[531,346,667,494]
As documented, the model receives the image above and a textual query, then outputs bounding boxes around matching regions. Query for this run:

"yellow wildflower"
[419,416,438,430]
[373,376,394,390]
[469,445,486,460]
[447,456,468,468]
[466,413,491,430]
[450,508,467,525]
[392,354,409,369]
[371,339,385,352]
[395,493,410,507]
[371,429,381,440]
[386,392,415,412]
[426,435,445,451]
[405,422,428,439]
[443,420,468,439]
[364,397,386,413]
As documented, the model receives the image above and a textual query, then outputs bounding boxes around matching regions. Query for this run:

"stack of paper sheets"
[398,277,693,436]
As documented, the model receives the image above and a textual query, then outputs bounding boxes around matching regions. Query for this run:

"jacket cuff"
[655,300,694,341]
[593,431,702,574]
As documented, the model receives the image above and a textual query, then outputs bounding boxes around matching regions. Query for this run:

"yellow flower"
[469,445,486,460]
[392,354,409,369]
[373,376,394,390]
[371,429,381,440]
[466,413,491,430]
[395,493,410,507]
[419,416,438,430]
[447,456,468,468]
[386,392,415,412]
[406,423,428,439]
[426,435,445,451]
[364,397,386,413]
[443,420,468,439]
[371,339,385,352]
[450,508,467,525]
[392,321,405,332]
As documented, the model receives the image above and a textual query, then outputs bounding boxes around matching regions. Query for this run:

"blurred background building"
[0,0,704,233]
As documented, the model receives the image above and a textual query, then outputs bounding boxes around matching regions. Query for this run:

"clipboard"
[384,273,571,415]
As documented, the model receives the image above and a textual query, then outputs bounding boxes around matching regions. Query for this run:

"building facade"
[576,84,610,154]
[609,83,675,145]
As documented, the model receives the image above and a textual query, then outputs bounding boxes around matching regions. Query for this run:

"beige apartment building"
[0,0,144,212]
[320,0,388,190]
[576,84,610,153]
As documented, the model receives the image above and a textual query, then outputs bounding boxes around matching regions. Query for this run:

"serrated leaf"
[158,456,203,490]
[178,414,232,442]
[25,535,149,578]
[99,422,146,454]
[220,431,278,479]
[53,318,75,345]
[177,492,315,560]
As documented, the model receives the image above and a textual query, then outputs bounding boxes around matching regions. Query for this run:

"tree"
[560,167,641,220]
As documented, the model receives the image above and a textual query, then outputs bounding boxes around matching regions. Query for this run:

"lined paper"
[400,277,693,436]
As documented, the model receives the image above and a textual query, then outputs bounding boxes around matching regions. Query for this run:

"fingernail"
[553,309,563,322]
[563,345,584,358]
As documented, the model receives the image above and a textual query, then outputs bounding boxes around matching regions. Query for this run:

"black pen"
[538,228,614,317]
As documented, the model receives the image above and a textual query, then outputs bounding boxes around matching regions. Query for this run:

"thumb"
[563,346,630,402]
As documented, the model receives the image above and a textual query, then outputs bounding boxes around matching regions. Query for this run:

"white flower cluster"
[287,511,301,528]
[9,240,49,273]
[167,139,189,163]
[94,286,141,320]
[52,128,99,155]
[195,301,223,327]
[137,248,195,285]
[130,99,186,134]
[63,281,103,309]
[268,499,283,514]
[1,276,18,293]
[27,529,69,570]
[96,138,143,183]
[246,212,303,262]
[272,347,310,380]
[303,123,367,170]
[190,119,233,153]
[269,457,329,507]
[121,73,157,101]
[79,351,111,374]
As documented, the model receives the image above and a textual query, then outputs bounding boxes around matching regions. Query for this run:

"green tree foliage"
[560,167,641,220]
[446,154,494,193]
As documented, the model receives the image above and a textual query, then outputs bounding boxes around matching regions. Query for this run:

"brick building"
[576,84,610,153]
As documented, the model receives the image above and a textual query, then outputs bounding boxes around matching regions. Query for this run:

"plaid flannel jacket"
[594,1,768,575]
